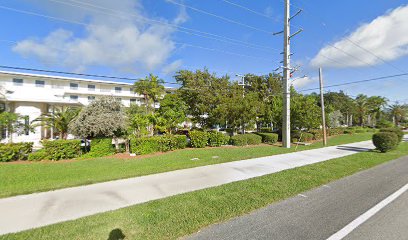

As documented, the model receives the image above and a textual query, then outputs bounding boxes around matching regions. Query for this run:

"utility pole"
[281,0,291,148]
[319,67,328,146]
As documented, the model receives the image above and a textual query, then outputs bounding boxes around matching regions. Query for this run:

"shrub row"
[189,131,230,148]
[130,135,187,155]
[81,138,115,158]
[0,142,33,162]
[255,133,279,144]
[38,140,82,160]
[230,134,262,146]
[379,128,403,142]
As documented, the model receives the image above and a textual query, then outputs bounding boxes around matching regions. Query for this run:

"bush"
[256,133,278,144]
[292,132,314,142]
[41,140,82,160]
[376,119,394,129]
[130,135,187,155]
[189,131,209,148]
[230,134,262,146]
[372,132,399,153]
[259,127,273,133]
[380,128,404,143]
[208,131,230,147]
[308,129,323,140]
[81,138,115,158]
[355,129,366,133]
[28,149,48,161]
[329,128,345,136]
[0,142,33,162]
[344,128,355,134]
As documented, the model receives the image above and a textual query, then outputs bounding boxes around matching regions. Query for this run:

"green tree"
[354,94,369,126]
[133,74,165,113]
[157,94,187,134]
[0,112,26,143]
[33,107,80,139]
[291,93,321,130]
[69,96,127,150]
[388,103,407,126]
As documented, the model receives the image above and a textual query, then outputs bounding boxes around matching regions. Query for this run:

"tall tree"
[69,96,127,150]
[156,93,187,134]
[388,103,407,126]
[133,74,165,113]
[354,94,369,126]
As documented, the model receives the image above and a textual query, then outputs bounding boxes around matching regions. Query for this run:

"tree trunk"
[114,137,119,152]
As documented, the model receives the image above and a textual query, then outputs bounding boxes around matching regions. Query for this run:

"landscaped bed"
[0,133,374,198]
[2,139,407,240]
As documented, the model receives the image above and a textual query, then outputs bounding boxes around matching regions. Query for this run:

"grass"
[2,141,407,240]
[0,133,374,198]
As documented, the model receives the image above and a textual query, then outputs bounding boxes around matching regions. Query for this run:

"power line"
[50,0,281,52]
[298,73,408,92]
[166,0,274,34]
[221,0,277,20]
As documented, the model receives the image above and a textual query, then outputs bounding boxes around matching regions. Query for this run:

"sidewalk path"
[0,140,376,235]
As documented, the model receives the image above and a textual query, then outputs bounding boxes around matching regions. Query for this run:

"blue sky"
[0,0,407,103]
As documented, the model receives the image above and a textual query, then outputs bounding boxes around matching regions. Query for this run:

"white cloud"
[13,0,187,72]
[292,76,318,88]
[311,5,408,68]
[162,60,183,75]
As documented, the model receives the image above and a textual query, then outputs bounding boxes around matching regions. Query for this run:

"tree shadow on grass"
[107,228,125,240]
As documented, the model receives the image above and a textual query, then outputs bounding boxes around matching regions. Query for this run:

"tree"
[69,96,127,150]
[354,94,369,126]
[33,107,80,139]
[0,112,25,143]
[367,96,387,126]
[291,93,321,130]
[156,94,187,134]
[388,103,407,126]
[133,74,165,113]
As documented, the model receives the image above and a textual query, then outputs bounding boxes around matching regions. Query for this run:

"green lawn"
[0,133,375,198]
[2,141,407,240]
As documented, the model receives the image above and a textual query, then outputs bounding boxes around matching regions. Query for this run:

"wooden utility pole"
[319,67,327,146]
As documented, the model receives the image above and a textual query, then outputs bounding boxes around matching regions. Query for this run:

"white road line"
[327,183,408,240]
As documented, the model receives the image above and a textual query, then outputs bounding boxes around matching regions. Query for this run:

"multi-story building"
[0,71,172,146]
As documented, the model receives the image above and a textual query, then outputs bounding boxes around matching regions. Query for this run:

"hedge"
[256,133,278,144]
[259,127,273,133]
[40,140,82,160]
[308,129,323,140]
[208,131,230,147]
[329,128,345,136]
[380,128,403,143]
[130,135,187,155]
[81,138,115,158]
[292,132,314,142]
[28,149,48,161]
[189,131,209,148]
[372,132,399,153]
[230,134,262,146]
[0,142,33,162]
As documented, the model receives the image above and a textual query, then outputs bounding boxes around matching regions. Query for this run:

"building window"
[35,80,45,87]
[88,96,95,101]
[70,83,78,90]
[115,87,122,93]
[24,116,30,136]
[70,95,79,101]
[130,99,137,104]
[88,84,96,91]
[13,78,23,86]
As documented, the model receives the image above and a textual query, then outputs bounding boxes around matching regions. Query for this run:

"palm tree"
[133,74,165,113]
[354,94,368,126]
[367,96,388,126]
[33,106,80,139]
[388,103,407,126]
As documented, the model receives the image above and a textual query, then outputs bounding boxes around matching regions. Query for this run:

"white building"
[0,71,172,146]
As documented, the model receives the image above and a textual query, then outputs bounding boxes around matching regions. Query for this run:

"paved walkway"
[0,140,376,235]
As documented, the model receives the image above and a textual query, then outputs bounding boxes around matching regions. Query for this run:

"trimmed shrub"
[256,133,278,144]
[130,135,188,155]
[344,128,355,134]
[0,142,33,162]
[372,132,399,153]
[355,129,366,133]
[259,127,273,133]
[82,138,115,158]
[292,132,314,142]
[189,131,209,148]
[41,140,82,160]
[329,128,345,136]
[208,131,230,147]
[376,119,394,129]
[380,128,403,143]
[308,129,323,140]
[28,149,48,161]
[230,134,262,146]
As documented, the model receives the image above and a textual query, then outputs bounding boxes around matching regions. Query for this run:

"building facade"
[0,71,167,146]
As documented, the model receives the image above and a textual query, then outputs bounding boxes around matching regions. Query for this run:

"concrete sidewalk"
[0,140,376,235]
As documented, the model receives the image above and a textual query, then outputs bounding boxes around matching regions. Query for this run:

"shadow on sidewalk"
[336,146,372,152]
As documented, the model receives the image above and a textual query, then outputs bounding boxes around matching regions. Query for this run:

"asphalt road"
[187,155,408,240]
